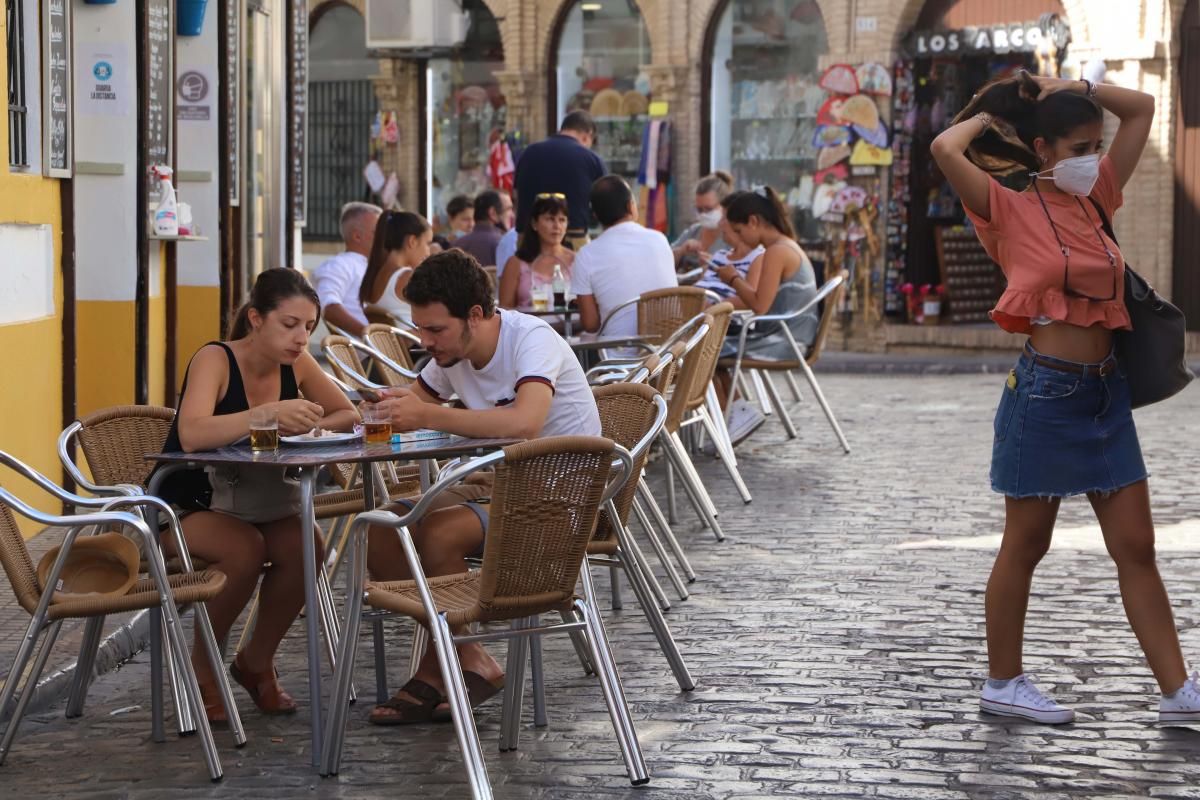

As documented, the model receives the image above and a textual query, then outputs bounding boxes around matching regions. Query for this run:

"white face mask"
[1034,153,1101,196]
[696,209,723,229]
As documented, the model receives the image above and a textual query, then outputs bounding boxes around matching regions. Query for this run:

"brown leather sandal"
[431,671,505,722]
[230,654,298,715]
[368,679,445,726]
[197,680,229,727]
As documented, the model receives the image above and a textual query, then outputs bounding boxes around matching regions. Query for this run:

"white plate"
[280,431,361,446]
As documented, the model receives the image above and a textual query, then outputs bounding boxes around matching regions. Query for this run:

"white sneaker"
[980,675,1075,724]
[1159,672,1200,726]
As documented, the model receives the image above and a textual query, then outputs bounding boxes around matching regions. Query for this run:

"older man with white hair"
[311,201,381,336]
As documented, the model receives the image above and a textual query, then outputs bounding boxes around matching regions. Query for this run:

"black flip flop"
[368,678,445,726]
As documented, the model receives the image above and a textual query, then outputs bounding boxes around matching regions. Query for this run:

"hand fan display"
[839,94,880,130]
[589,88,623,117]
[819,64,858,95]
[621,90,649,116]
[830,185,868,213]
[816,96,846,126]
[811,180,846,219]
[855,63,893,96]
[817,142,851,170]
[852,120,890,147]
[812,124,852,148]
[850,139,894,166]
[813,163,849,185]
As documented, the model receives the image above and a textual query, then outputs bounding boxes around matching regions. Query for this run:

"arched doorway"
[426,0,506,230]
[888,0,1069,322]
[702,0,829,241]
[549,0,653,193]
[1174,0,1200,329]
[305,2,379,241]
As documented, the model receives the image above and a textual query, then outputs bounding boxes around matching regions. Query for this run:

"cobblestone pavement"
[3,373,1199,799]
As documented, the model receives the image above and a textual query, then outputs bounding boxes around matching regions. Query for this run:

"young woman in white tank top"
[359,210,433,328]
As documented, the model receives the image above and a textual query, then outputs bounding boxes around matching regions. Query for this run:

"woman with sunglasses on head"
[498,192,574,310]
[931,70,1198,726]
[360,210,433,328]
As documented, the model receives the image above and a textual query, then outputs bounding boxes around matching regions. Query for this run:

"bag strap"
[1087,198,1119,245]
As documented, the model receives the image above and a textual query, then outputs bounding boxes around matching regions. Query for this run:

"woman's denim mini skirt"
[990,342,1147,499]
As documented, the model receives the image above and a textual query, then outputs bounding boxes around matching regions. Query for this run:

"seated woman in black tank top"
[160,269,357,724]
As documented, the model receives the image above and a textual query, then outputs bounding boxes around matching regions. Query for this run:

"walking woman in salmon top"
[931,70,1199,725]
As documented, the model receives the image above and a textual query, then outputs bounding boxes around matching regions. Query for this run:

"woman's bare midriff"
[1028,320,1114,363]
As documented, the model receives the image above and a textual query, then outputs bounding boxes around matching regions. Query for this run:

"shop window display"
[709,0,828,239]
[429,1,506,231]
[555,0,652,190]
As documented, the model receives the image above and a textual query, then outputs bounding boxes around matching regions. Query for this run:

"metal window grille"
[6,0,27,168]
[305,80,378,241]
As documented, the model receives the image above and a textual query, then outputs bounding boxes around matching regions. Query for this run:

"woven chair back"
[663,321,710,433]
[806,271,847,366]
[591,384,659,546]
[363,304,399,328]
[363,324,416,384]
[322,335,372,388]
[683,302,734,412]
[650,342,685,396]
[636,286,708,345]
[0,501,39,615]
[473,436,615,621]
[76,405,175,488]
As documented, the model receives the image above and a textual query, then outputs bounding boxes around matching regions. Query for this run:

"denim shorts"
[990,343,1148,499]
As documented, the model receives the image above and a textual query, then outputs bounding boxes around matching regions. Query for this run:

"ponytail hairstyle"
[722,185,795,240]
[952,70,1103,180]
[229,268,321,340]
[515,193,570,264]
[359,210,431,305]
[695,170,735,201]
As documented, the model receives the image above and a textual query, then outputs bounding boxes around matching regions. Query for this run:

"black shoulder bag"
[1089,199,1194,408]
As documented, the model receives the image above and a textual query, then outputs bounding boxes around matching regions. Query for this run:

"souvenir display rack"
[934,225,1003,323]
[884,61,914,316]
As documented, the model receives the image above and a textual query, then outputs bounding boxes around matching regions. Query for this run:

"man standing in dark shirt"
[514,111,608,248]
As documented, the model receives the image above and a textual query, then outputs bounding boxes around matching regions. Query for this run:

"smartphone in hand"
[350,387,384,403]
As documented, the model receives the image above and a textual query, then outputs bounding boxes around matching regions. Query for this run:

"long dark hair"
[953,70,1103,178]
[228,268,320,340]
[722,186,795,240]
[515,194,571,263]
[360,210,430,305]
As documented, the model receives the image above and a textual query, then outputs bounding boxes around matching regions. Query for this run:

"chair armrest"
[676,267,703,285]
[600,445,635,506]
[349,339,419,382]
[597,296,639,336]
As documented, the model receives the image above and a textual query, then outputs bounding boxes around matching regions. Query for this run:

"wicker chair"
[717,272,851,453]
[321,438,648,795]
[0,452,240,779]
[598,286,709,347]
[364,323,421,378]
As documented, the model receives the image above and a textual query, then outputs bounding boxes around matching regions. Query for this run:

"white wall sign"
[0,225,55,325]
[176,68,213,122]
[77,43,130,116]
[856,17,877,34]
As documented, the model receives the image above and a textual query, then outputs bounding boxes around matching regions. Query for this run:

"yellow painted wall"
[176,285,222,389]
[147,246,168,406]
[75,301,135,416]
[1,21,65,537]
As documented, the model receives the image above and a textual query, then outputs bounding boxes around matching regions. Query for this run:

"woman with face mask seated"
[671,171,735,273]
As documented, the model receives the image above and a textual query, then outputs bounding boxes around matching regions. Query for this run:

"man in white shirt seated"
[311,201,381,337]
[571,176,678,336]
[365,248,601,726]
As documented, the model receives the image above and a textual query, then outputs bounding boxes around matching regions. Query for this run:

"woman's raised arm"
[930,113,995,221]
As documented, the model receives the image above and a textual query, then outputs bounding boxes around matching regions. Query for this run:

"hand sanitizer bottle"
[152,165,179,237]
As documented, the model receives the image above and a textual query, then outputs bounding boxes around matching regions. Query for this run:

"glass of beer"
[361,405,393,444]
[249,406,279,451]
[531,285,550,312]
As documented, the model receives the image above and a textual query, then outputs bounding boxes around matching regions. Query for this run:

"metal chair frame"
[722,274,851,454]
[0,453,242,781]
[320,444,649,797]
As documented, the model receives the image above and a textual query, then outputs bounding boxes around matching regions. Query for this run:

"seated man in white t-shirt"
[311,201,381,337]
[365,249,601,725]
[571,175,678,336]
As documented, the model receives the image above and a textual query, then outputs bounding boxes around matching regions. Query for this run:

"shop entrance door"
[241,0,286,294]
[1174,0,1200,329]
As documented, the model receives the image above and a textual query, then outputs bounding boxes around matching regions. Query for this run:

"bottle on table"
[552,264,566,308]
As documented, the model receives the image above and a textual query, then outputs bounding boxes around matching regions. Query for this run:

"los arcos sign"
[907,17,1070,57]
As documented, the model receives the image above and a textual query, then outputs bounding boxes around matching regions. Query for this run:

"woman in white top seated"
[359,210,433,328]
[498,193,574,310]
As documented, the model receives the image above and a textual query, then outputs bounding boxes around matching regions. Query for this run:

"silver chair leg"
[799,358,851,454]
[670,432,718,519]
[320,531,368,776]
[749,371,773,415]
[560,608,594,676]
[664,460,677,524]
[0,616,44,730]
[407,623,428,681]
[0,620,63,764]
[608,564,623,610]
[698,407,752,504]
[374,617,390,703]
[233,592,259,656]
[433,614,493,799]
[704,384,737,465]
[785,369,804,402]
[631,497,689,600]
[576,569,650,786]
[149,607,166,742]
[64,616,105,718]
[635,483,695,582]
[192,602,248,746]
[499,618,530,752]
[619,525,672,611]
[317,564,355,703]
[661,433,725,542]
[760,371,798,439]
[528,619,548,728]
[163,614,196,736]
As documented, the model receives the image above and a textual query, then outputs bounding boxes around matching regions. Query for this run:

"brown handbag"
[1089,200,1195,408]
